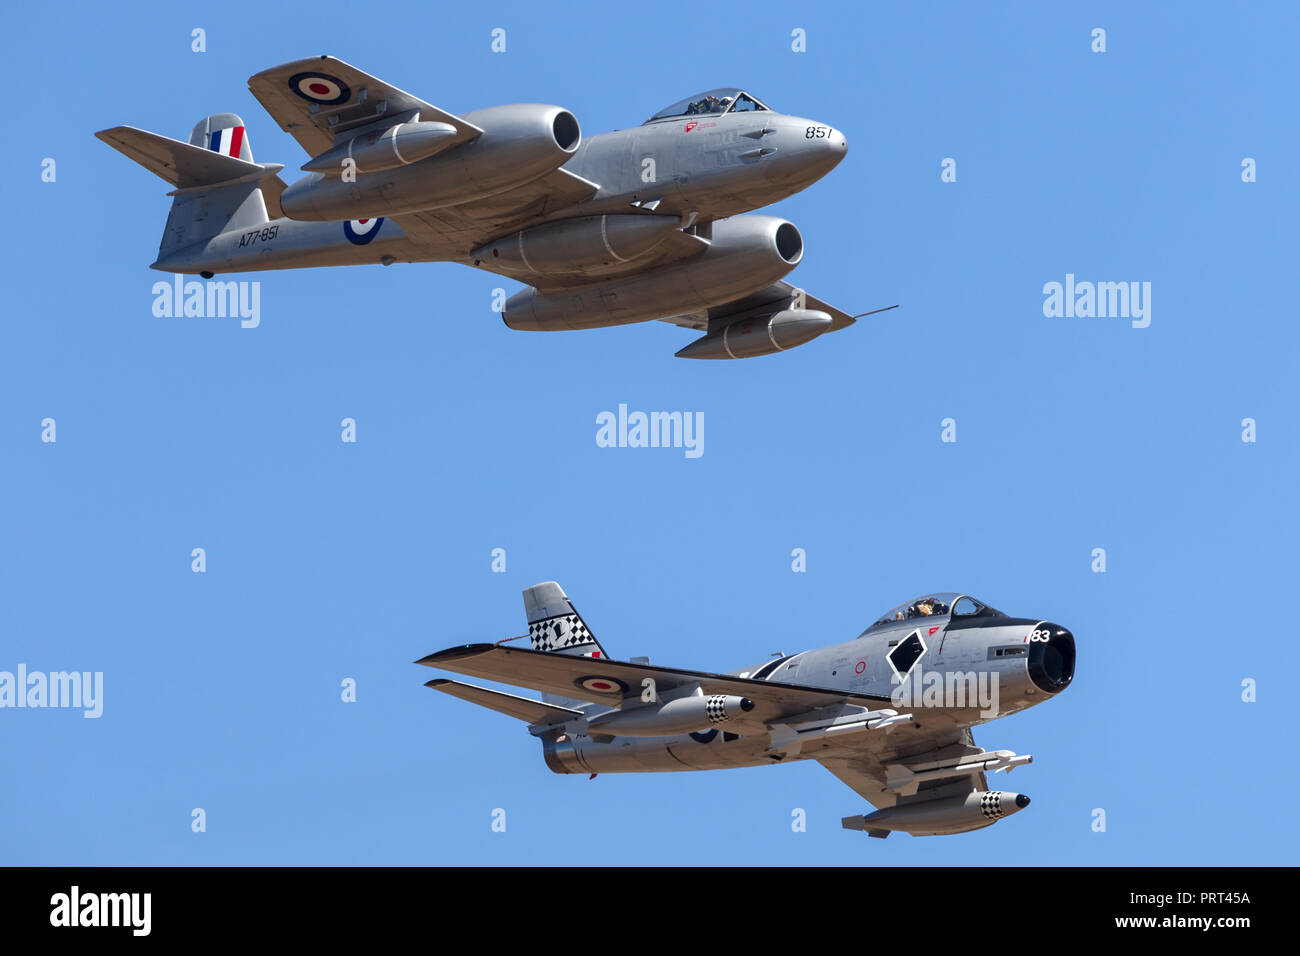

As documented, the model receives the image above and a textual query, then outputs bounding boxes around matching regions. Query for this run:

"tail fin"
[523,581,609,709]
[96,114,285,266]
[190,113,254,162]
[524,581,608,658]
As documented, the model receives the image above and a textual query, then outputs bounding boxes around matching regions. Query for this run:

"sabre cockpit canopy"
[870,593,1004,629]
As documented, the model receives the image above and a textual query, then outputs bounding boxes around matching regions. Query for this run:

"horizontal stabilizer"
[95,126,282,190]
[425,678,582,727]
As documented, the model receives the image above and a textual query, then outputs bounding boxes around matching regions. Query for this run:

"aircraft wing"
[658,281,858,333]
[417,643,892,725]
[391,167,601,259]
[249,56,602,255]
[819,757,902,810]
[818,727,993,811]
[260,174,287,219]
[247,55,483,158]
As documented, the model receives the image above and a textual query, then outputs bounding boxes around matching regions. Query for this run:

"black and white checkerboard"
[528,614,595,652]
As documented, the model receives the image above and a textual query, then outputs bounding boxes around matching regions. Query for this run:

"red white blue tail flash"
[208,125,246,158]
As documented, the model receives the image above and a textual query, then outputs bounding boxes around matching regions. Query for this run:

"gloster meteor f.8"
[419,583,1076,838]
[97,56,870,359]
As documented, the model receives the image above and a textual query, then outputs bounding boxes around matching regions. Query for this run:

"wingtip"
[415,642,496,666]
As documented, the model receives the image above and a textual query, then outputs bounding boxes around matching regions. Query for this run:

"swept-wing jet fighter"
[97,56,879,359]
[418,583,1075,838]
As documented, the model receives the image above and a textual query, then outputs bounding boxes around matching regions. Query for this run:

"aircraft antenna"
[849,304,900,319]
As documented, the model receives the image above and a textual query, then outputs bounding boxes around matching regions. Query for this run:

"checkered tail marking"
[529,614,599,655]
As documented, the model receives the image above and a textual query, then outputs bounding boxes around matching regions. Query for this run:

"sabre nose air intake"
[1027,623,1075,693]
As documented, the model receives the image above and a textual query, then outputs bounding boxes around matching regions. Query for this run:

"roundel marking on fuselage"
[344,218,385,244]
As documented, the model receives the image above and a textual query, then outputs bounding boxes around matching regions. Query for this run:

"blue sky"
[2,2,1296,865]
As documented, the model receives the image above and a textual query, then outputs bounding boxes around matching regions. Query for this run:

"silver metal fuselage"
[153,110,847,279]
[541,614,1074,776]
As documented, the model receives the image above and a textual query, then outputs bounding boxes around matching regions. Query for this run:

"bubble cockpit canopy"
[870,593,1003,629]
[644,89,771,124]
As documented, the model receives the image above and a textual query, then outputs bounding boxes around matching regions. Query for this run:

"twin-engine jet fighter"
[419,583,1076,838]
[97,55,876,359]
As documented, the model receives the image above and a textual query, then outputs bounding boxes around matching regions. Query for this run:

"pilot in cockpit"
[906,598,950,618]
[687,94,732,116]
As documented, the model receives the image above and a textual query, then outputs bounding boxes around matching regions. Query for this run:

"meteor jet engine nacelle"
[586,694,755,738]
[301,121,459,176]
[472,214,682,280]
[280,104,581,221]
[503,215,803,331]
[843,791,1031,837]
[675,308,833,360]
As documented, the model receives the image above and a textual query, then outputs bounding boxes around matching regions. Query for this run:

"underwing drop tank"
[586,694,754,738]
[842,790,1031,838]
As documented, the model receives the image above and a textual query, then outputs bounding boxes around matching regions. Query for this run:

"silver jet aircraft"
[98,55,882,359]
[419,582,1076,838]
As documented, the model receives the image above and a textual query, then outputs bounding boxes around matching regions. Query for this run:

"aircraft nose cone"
[1016,793,1031,809]
[815,126,847,165]
[816,126,847,177]
[767,120,847,186]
